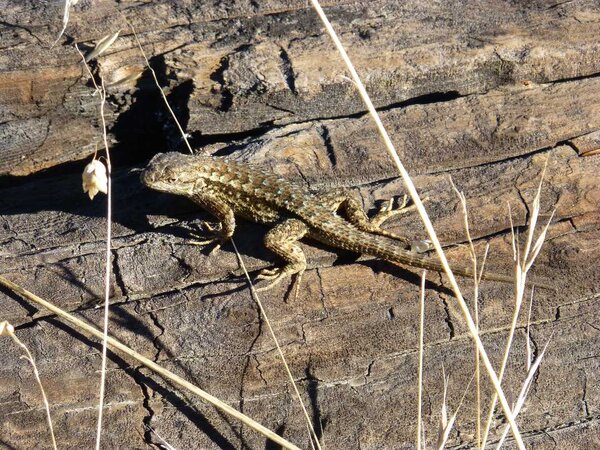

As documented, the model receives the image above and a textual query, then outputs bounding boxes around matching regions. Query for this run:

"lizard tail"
[384,246,555,290]
[319,223,555,290]
[383,247,513,284]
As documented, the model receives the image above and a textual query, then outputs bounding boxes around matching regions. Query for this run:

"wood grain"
[0,1,599,449]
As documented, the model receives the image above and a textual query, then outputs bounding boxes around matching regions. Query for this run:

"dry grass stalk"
[435,368,475,449]
[450,177,490,449]
[526,288,535,371]
[308,0,524,446]
[0,321,58,450]
[75,43,114,450]
[416,271,426,450]
[52,0,79,47]
[494,335,552,448]
[437,368,450,448]
[480,161,554,447]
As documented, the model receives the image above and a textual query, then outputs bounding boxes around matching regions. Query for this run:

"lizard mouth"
[140,166,171,192]
[140,166,157,188]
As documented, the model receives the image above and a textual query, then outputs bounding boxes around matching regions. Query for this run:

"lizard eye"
[168,177,177,183]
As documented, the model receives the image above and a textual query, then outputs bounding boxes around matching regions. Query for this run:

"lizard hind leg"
[255,219,308,294]
[318,191,420,246]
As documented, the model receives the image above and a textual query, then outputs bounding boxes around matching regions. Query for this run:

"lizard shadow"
[360,258,455,296]
[0,164,216,236]
[196,241,456,301]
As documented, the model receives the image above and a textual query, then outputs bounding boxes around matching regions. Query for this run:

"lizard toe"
[256,267,282,280]
[255,274,286,292]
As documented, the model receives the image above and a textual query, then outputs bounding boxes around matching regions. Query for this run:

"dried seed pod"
[82,159,108,200]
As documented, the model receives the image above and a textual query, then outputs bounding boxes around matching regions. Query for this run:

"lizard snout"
[140,164,162,188]
[141,152,183,188]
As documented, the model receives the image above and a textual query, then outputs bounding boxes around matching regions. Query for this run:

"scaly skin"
[142,152,529,289]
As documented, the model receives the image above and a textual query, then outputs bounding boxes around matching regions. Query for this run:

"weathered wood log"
[2,0,600,175]
[0,1,599,449]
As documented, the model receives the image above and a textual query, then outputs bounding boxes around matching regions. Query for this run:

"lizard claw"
[255,266,283,281]
[255,273,287,292]
[371,195,429,226]
[187,236,217,246]
[184,231,225,255]
[377,198,394,214]
[377,195,407,214]
[254,267,303,299]
[199,220,222,233]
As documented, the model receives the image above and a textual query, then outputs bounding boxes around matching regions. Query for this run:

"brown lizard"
[141,152,540,291]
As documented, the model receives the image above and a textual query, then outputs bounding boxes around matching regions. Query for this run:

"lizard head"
[141,152,203,196]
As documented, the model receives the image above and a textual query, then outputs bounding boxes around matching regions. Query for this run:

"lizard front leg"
[256,219,308,293]
[188,194,235,254]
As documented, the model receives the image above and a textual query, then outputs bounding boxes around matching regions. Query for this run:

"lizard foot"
[255,266,288,291]
[378,196,433,253]
[256,267,281,279]
[365,196,433,252]
[185,231,227,255]
[370,195,430,227]
[254,266,304,299]
[183,221,232,255]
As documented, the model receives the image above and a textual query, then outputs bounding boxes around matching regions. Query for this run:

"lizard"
[141,152,545,291]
